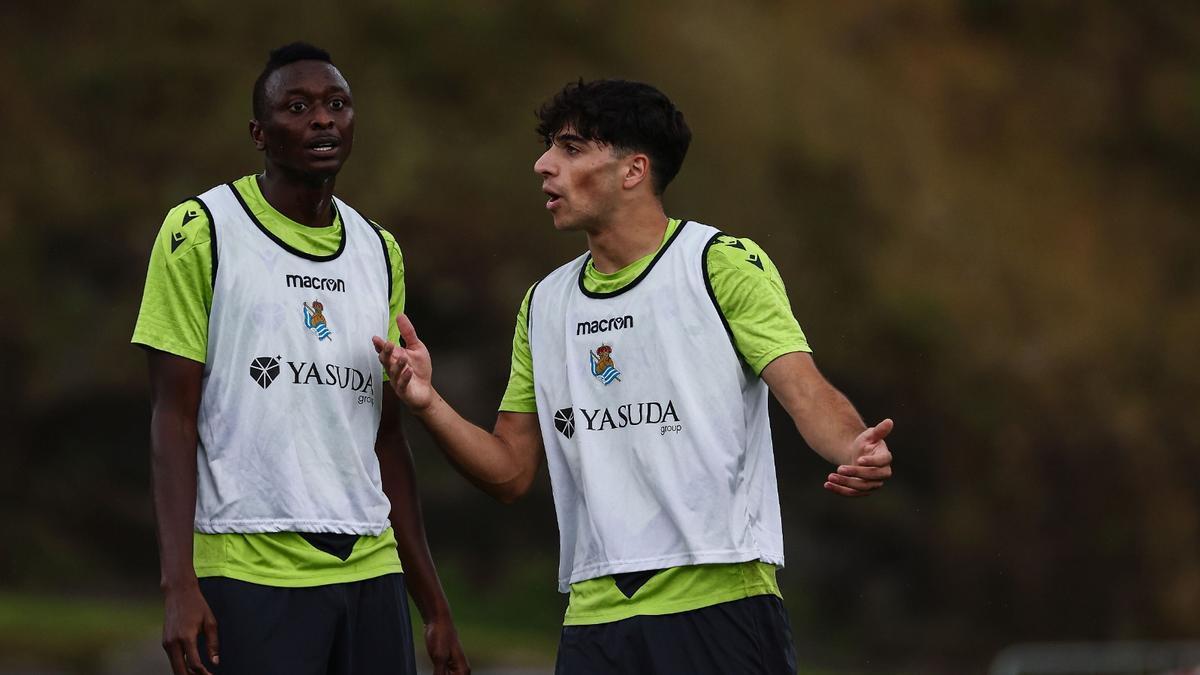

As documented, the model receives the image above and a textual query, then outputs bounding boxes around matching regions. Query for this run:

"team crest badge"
[303,299,333,341]
[589,344,621,385]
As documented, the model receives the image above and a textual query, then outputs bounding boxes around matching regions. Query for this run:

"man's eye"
[330,99,345,111]
[565,145,580,155]
[289,102,307,113]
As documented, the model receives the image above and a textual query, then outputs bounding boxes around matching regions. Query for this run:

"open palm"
[372,313,435,411]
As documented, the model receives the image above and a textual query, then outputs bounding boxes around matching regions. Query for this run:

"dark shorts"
[196,573,416,675]
[555,594,797,674]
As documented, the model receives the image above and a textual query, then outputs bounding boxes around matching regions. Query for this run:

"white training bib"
[193,183,393,535]
[529,221,784,592]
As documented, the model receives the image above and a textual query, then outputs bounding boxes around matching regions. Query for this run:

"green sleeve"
[375,227,406,342]
[370,226,406,381]
[131,200,213,363]
[706,235,810,375]
[498,284,537,413]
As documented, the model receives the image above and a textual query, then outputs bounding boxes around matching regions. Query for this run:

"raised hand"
[824,418,893,497]
[372,313,436,411]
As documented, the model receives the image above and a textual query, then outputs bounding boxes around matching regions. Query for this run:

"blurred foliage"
[2,1,1199,672]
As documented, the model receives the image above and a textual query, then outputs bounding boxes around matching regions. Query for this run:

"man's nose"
[534,149,554,176]
[310,108,335,129]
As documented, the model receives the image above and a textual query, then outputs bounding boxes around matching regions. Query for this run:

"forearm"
[412,392,533,501]
[763,352,867,466]
[150,408,200,590]
[378,436,452,623]
[791,382,866,466]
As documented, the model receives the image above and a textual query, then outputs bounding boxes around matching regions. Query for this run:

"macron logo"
[286,274,346,293]
[576,314,634,336]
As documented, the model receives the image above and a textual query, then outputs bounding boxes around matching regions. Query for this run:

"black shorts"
[555,594,797,674]
[196,573,416,675]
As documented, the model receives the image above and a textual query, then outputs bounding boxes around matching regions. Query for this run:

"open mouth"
[543,187,563,209]
[306,137,340,154]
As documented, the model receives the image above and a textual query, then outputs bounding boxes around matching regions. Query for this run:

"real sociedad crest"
[589,344,621,385]
[303,299,334,341]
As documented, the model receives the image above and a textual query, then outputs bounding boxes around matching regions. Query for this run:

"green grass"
[0,591,161,671]
[411,557,562,666]
[0,566,563,672]
[0,574,856,673]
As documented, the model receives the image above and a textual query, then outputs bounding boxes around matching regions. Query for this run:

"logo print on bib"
[250,356,281,389]
[303,300,333,341]
[589,344,621,385]
[553,407,576,439]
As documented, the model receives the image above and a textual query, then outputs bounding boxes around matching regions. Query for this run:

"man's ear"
[622,153,651,190]
[250,119,266,151]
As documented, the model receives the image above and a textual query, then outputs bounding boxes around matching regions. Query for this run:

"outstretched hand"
[372,313,435,412]
[824,418,893,497]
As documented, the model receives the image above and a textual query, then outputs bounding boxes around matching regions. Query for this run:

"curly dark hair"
[536,79,691,195]
[252,42,335,121]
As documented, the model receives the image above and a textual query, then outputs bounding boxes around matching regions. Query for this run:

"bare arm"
[147,348,219,675]
[375,390,470,674]
[372,314,543,503]
[762,351,893,497]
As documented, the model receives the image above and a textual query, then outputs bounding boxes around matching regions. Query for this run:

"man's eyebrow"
[553,133,588,145]
[282,84,350,96]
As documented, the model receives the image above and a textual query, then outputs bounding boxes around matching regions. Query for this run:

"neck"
[257,167,338,228]
[585,200,669,273]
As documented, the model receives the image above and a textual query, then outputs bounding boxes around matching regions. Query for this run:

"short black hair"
[536,79,691,195]
[252,42,334,121]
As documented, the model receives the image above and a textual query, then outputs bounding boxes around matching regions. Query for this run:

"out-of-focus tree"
[2,1,1198,671]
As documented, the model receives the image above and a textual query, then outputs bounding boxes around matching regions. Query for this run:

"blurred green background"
[2,1,1198,673]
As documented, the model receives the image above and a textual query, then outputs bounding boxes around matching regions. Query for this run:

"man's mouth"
[543,188,563,210]
[307,137,340,154]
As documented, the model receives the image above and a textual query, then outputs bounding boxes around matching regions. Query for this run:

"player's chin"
[547,208,581,231]
[293,152,348,179]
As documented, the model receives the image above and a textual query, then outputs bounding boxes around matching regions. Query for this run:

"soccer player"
[133,43,469,675]
[373,79,893,673]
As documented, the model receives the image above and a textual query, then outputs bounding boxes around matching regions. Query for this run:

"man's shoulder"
[156,198,213,259]
[369,220,400,247]
[195,176,250,203]
[704,231,775,275]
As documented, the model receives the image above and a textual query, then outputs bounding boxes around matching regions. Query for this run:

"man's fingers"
[837,463,892,480]
[380,345,404,376]
[203,615,220,666]
[396,313,422,348]
[396,365,414,389]
[184,637,213,675]
[863,418,894,444]
[376,340,396,367]
[826,472,883,492]
[856,446,893,467]
[391,352,411,380]
[165,642,188,675]
[823,481,867,497]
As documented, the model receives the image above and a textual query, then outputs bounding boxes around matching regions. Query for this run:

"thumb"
[395,313,421,348]
[863,418,894,445]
